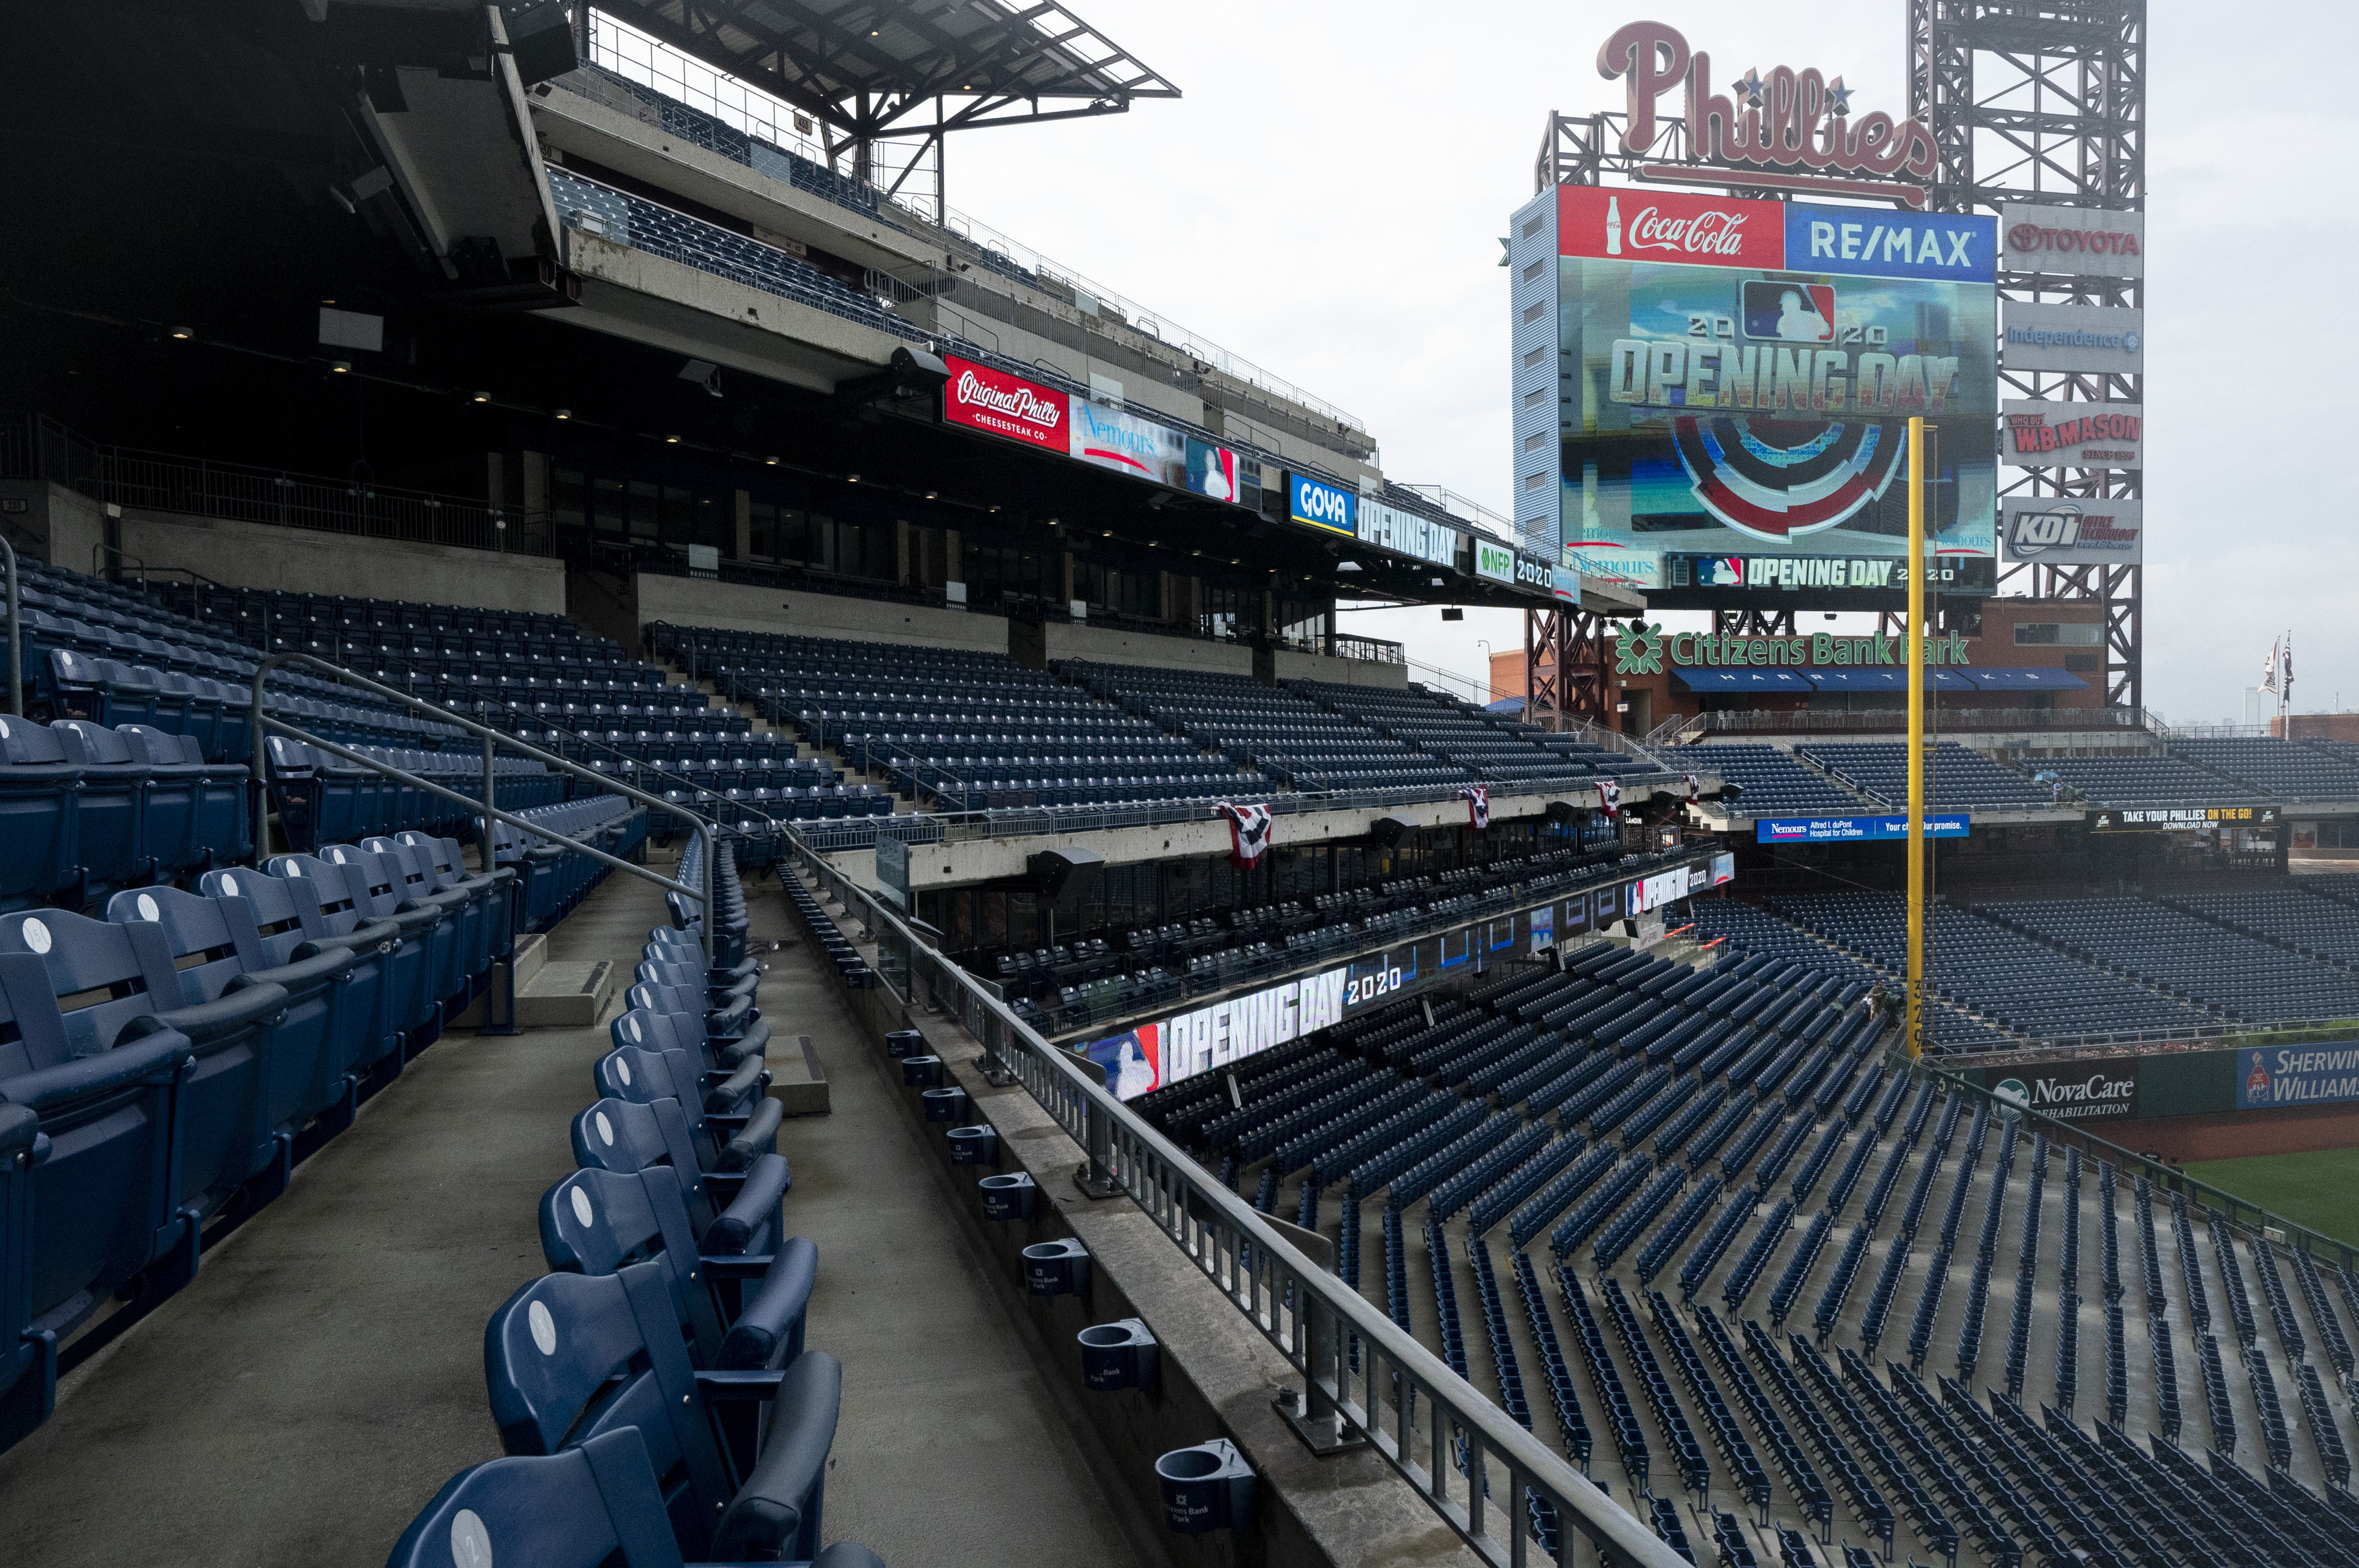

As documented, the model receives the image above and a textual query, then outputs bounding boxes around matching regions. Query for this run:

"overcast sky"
[934,0,2359,721]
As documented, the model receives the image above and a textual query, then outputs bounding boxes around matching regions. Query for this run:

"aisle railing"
[780,827,1686,1568]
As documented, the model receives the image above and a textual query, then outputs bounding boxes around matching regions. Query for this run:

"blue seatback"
[540,1164,732,1364]
[109,883,354,1142]
[0,1099,44,1445]
[0,955,188,1348]
[49,720,152,893]
[239,858,402,1071]
[114,724,208,877]
[277,850,436,1037]
[386,1427,687,1568]
[483,1263,738,1553]
[0,718,81,910]
[358,837,468,1002]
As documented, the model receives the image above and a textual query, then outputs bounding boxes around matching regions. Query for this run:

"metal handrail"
[249,652,721,966]
[479,699,789,838]
[0,532,20,716]
[778,827,1686,1568]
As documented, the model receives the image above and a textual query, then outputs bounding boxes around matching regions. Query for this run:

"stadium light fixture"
[330,360,351,374]
[1337,561,1362,572]
[168,325,193,340]
[847,473,861,482]
[554,408,571,420]
[472,390,490,403]
[665,434,680,444]
[925,491,937,499]
[766,456,779,466]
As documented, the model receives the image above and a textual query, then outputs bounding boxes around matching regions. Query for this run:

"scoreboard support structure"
[1911,0,2146,709]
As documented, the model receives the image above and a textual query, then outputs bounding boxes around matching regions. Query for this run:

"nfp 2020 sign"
[1289,474,1355,536]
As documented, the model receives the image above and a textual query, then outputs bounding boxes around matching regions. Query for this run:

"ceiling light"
[847,473,860,482]
[472,390,491,403]
[330,360,351,374]
[766,455,779,466]
[924,490,937,499]
[169,326,193,340]
[553,408,571,420]
[1337,561,1363,573]
[665,434,680,444]
[1101,530,1113,536]
[987,504,1000,513]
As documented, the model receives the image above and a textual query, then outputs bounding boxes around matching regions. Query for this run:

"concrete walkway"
[0,860,1148,1568]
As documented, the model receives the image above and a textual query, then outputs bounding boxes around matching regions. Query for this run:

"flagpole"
[1905,414,1926,1064]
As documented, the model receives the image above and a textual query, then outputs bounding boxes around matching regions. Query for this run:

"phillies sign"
[1597,21,1937,208]
[942,354,1065,451]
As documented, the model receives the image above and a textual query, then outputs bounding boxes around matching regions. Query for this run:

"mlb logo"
[1698,557,1745,587]
[1741,280,1836,343]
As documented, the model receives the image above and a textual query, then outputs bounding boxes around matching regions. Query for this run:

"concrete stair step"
[769,1033,830,1117]
[514,955,617,1029]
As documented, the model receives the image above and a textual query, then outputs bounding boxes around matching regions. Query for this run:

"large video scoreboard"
[1510,184,1999,608]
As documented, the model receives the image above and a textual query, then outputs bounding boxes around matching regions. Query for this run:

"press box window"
[1523,432,1547,452]
[1522,261,1543,283]
[1523,346,1546,369]
[1521,214,1544,239]
[1522,301,1546,323]
[2015,623,2102,646]
[1523,388,1548,410]
[1524,472,1548,492]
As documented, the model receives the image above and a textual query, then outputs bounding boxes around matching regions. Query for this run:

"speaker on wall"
[1028,846,1105,902]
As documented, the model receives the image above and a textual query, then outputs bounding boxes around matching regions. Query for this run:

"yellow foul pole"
[1905,415,1926,1061]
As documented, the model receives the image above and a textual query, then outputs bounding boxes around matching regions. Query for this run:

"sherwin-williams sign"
[2236,1044,2359,1110]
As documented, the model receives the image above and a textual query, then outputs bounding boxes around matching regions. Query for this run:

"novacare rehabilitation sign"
[2237,1044,2359,1109]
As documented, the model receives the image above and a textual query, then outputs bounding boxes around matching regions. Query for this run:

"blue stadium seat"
[483,1262,842,1562]
[387,1425,882,1568]
[106,883,359,1182]
[541,1162,815,1371]
[0,1100,46,1447]
[0,716,80,911]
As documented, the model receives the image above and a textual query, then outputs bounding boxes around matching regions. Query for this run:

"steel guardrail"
[249,652,722,966]
[776,825,1687,1568]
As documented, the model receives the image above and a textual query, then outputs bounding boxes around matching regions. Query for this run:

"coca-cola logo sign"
[1623,204,1750,257]
[1597,21,1936,208]
[941,354,1068,451]
[1558,185,1782,270]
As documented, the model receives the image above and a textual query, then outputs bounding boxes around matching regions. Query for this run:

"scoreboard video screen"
[1524,185,2000,606]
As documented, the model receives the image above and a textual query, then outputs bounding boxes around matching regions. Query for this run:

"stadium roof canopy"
[590,0,1178,157]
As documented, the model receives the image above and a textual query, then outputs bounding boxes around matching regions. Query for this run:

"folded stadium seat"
[596,1038,770,1164]
[314,842,459,1044]
[106,883,358,1188]
[389,1426,882,1568]
[360,836,479,1011]
[263,736,369,852]
[48,720,153,900]
[0,904,291,1311]
[395,830,516,982]
[0,1099,42,1446]
[543,1161,813,1370]
[105,724,210,880]
[261,853,436,1075]
[484,1263,842,1563]
[625,982,767,1065]
[0,717,82,912]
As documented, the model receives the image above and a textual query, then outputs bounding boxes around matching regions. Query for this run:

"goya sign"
[1288,474,1356,536]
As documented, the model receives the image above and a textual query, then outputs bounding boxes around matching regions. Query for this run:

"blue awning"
[1804,668,1975,691]
[1961,666,2090,691]
[1674,668,1813,692]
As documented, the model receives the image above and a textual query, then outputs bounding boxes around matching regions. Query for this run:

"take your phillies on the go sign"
[1556,185,1992,283]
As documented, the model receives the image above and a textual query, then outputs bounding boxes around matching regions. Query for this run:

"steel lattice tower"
[1913,0,2147,708]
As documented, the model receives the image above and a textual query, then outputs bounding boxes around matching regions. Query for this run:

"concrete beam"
[878,783,1661,892]
[555,232,904,394]
[532,84,940,277]
[637,573,1010,653]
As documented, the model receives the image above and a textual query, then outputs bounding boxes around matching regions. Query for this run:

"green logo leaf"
[1614,623,1664,677]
